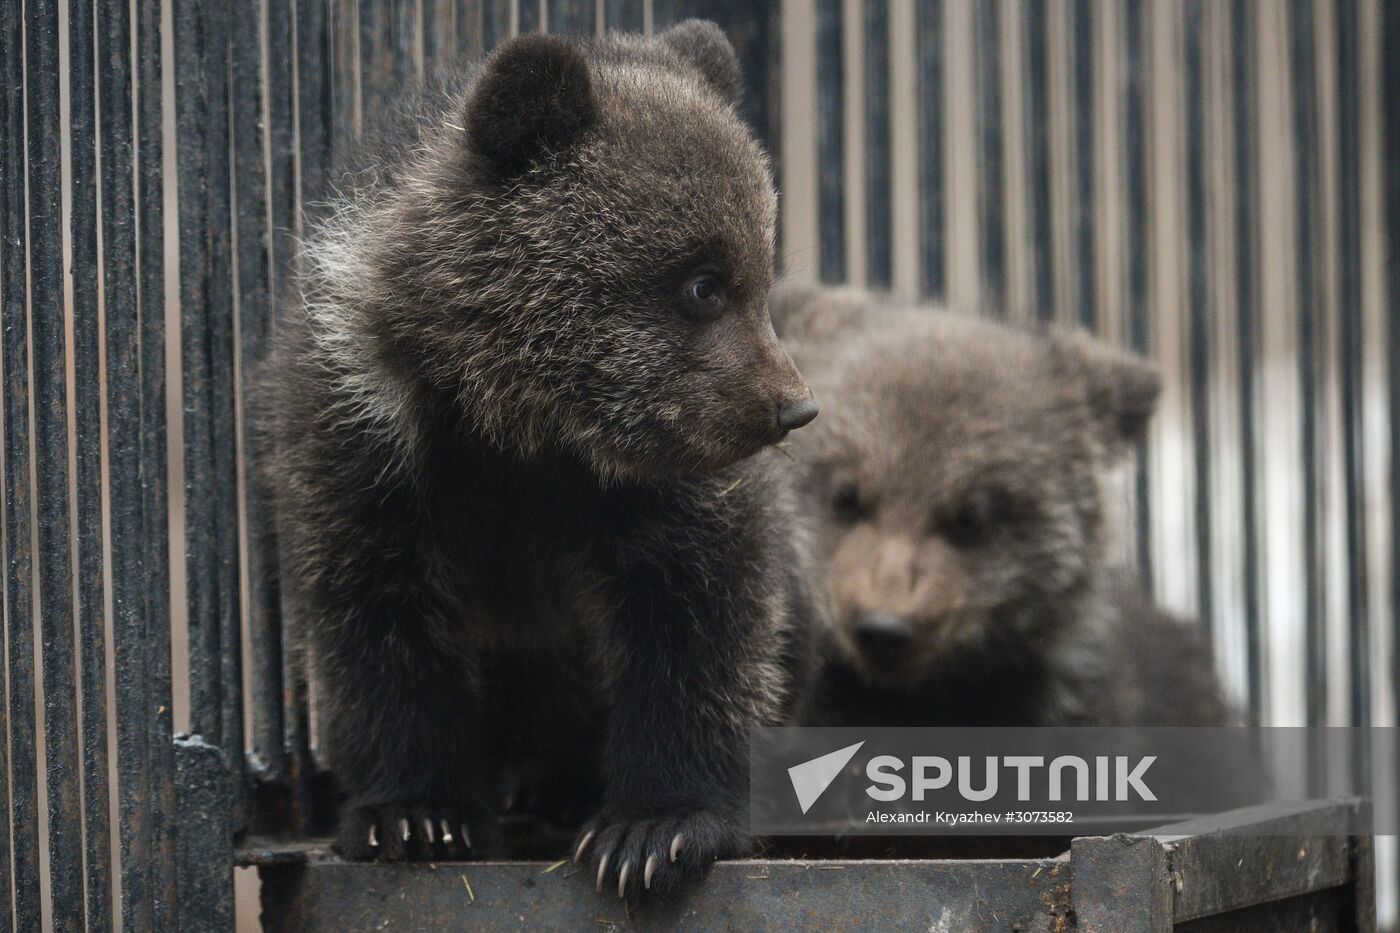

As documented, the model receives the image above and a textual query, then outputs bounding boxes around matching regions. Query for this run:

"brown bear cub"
[772,283,1230,728]
[265,23,823,897]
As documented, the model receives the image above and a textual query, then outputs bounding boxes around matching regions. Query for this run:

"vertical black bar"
[299,0,331,203]
[1182,0,1213,645]
[1123,0,1153,595]
[174,737,235,930]
[864,0,892,289]
[99,0,157,925]
[917,0,944,299]
[268,0,297,289]
[1024,0,1053,321]
[175,0,225,749]
[1385,0,1400,752]
[26,2,86,928]
[137,0,178,921]
[394,0,418,84]
[423,0,457,74]
[233,0,272,812]
[603,0,644,32]
[1230,0,1262,724]
[0,0,15,917]
[293,0,335,831]
[0,1,11,922]
[69,0,115,925]
[1,0,41,925]
[519,0,542,35]
[482,0,511,51]
[1072,0,1095,329]
[973,0,1002,307]
[1290,0,1326,737]
[259,0,294,789]
[457,0,486,59]
[332,0,357,162]
[212,0,246,813]
[548,0,594,36]
[653,1,782,227]
[1334,0,1370,737]
[359,0,393,120]
[815,0,846,283]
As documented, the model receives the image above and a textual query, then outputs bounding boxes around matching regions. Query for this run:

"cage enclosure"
[0,0,1393,929]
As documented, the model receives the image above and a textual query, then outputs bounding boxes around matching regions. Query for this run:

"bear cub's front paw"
[335,799,495,862]
[573,808,753,898]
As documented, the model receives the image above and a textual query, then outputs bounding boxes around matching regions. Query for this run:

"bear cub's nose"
[776,398,820,433]
[853,612,915,655]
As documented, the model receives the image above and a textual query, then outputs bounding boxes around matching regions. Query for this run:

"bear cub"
[772,283,1230,728]
[266,24,822,898]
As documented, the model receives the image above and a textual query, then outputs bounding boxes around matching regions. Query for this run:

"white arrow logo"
[787,741,865,814]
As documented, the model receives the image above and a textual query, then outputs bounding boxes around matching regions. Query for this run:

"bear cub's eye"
[678,273,725,320]
[832,482,866,523]
[943,492,993,548]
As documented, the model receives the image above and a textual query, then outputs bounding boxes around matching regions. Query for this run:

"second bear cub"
[267,24,821,898]
[773,283,1230,728]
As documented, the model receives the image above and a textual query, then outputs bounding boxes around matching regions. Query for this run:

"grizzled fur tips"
[773,282,1231,728]
[264,24,822,899]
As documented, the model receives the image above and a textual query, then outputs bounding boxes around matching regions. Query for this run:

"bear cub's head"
[351,21,814,480]
[788,302,1159,688]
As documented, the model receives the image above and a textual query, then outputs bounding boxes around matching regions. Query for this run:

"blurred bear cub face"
[800,311,1160,688]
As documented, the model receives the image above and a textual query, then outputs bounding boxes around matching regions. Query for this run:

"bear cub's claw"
[335,800,493,862]
[573,809,752,899]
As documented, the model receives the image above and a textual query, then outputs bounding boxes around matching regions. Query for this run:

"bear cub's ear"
[660,19,743,105]
[466,34,596,177]
[1052,333,1162,455]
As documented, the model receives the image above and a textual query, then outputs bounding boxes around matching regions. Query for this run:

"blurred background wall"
[777,0,1393,740]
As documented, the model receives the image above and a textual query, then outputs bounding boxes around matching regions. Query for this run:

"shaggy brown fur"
[264,24,822,898]
[772,282,1231,728]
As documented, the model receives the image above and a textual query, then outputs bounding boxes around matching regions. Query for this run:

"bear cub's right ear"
[661,19,743,105]
[466,35,597,177]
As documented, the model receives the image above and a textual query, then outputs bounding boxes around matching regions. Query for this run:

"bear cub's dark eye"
[678,273,725,320]
[943,491,993,547]
[832,482,866,523]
